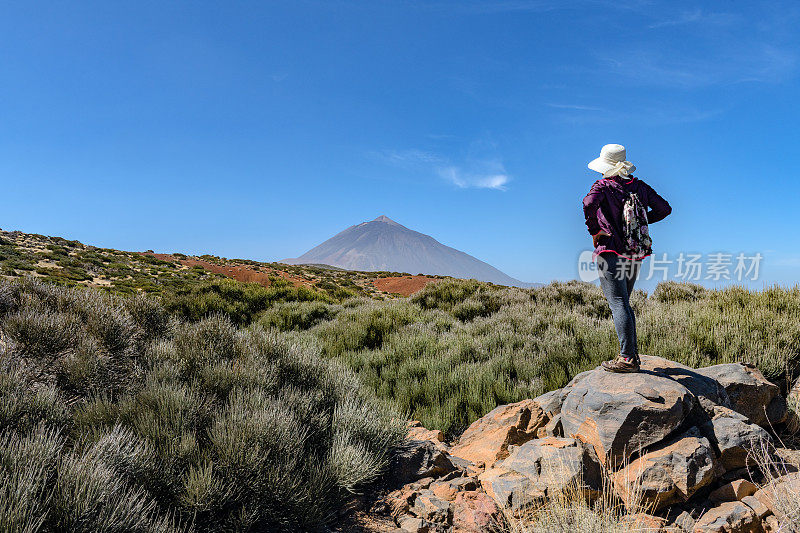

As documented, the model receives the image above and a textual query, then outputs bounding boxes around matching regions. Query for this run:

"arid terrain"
[0,228,446,300]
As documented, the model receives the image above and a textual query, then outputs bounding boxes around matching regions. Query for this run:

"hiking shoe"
[601,356,640,373]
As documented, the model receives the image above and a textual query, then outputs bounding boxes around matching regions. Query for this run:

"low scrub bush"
[163,279,331,326]
[258,300,341,331]
[310,279,800,438]
[0,279,404,531]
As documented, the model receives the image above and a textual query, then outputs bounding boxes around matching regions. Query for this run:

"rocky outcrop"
[377,355,794,533]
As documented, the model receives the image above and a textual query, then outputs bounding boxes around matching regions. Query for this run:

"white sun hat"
[588,144,636,178]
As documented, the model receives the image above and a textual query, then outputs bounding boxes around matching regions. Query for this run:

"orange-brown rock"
[430,477,478,501]
[407,421,448,452]
[709,479,758,503]
[752,472,800,525]
[450,491,503,532]
[450,399,547,467]
[696,362,782,427]
[693,501,761,533]
[740,495,769,520]
[620,513,669,532]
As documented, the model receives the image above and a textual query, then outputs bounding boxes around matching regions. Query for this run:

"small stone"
[430,476,478,501]
[761,515,780,532]
[620,513,668,531]
[407,423,448,452]
[411,490,451,524]
[385,487,416,517]
[739,495,769,519]
[634,386,663,402]
[390,440,457,486]
[397,515,429,533]
[672,510,696,532]
[693,501,760,533]
[709,479,758,502]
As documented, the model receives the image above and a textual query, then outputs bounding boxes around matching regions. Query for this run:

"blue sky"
[2,1,799,288]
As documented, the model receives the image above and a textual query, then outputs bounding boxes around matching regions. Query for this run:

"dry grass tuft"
[504,453,660,533]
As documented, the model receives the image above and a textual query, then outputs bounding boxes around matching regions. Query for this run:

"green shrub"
[259,301,341,331]
[311,279,800,437]
[0,280,404,531]
[163,279,331,326]
[652,281,708,303]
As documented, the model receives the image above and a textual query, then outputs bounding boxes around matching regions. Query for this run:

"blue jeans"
[597,253,640,357]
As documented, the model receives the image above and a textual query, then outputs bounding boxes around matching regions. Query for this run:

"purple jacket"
[582,175,671,258]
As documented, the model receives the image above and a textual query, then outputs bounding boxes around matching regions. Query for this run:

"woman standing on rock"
[582,144,672,373]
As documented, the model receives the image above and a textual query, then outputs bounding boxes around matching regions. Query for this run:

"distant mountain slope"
[282,215,535,287]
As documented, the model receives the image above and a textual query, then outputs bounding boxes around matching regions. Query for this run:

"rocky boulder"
[612,426,718,511]
[638,355,732,414]
[700,407,772,472]
[619,513,669,532]
[560,360,696,466]
[695,362,783,427]
[450,399,547,467]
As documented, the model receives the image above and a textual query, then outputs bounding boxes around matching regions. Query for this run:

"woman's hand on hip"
[593,231,611,248]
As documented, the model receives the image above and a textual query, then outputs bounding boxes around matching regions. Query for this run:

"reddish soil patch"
[140,253,311,289]
[372,275,439,296]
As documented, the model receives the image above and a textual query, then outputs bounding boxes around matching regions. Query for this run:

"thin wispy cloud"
[549,102,728,126]
[573,4,798,90]
[594,43,797,88]
[648,9,739,29]
[773,255,800,267]
[547,103,604,111]
[379,149,445,166]
[438,162,510,191]
[417,0,651,14]
[376,149,511,191]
